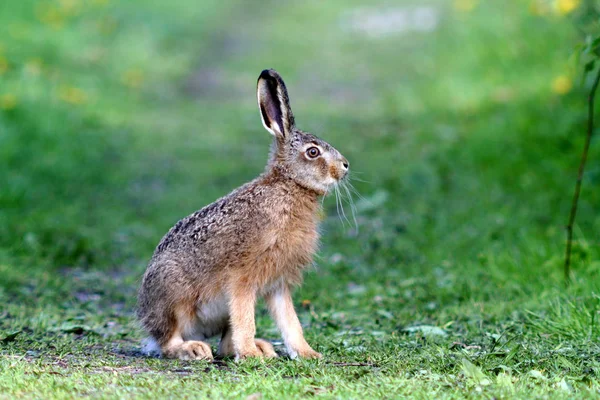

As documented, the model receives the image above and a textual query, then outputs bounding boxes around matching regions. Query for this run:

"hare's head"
[257,69,348,195]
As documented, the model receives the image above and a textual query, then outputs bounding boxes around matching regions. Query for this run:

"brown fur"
[137,69,348,360]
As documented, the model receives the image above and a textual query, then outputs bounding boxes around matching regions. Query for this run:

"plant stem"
[564,67,600,284]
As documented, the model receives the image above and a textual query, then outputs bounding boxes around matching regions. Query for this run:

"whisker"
[341,181,358,231]
[345,183,358,211]
[335,186,351,227]
[333,186,345,227]
[346,180,367,202]
[349,175,371,184]
[348,170,371,182]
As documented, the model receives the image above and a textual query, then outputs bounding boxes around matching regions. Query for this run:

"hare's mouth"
[324,176,341,189]
[328,165,349,183]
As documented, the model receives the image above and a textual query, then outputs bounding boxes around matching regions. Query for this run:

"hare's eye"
[306,147,320,158]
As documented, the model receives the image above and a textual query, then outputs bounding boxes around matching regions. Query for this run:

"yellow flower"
[454,0,478,12]
[555,0,580,14]
[121,69,144,89]
[58,86,88,105]
[551,75,572,95]
[0,57,8,75]
[0,94,18,110]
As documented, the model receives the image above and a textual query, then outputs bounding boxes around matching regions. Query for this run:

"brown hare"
[137,69,349,361]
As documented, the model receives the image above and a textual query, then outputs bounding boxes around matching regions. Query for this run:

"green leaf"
[582,59,598,85]
[585,60,596,74]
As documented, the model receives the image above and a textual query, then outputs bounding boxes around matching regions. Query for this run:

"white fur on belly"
[184,294,230,340]
[196,294,229,323]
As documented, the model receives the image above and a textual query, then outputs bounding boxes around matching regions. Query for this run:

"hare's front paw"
[294,346,322,359]
[235,339,279,360]
[235,345,263,360]
[164,341,214,360]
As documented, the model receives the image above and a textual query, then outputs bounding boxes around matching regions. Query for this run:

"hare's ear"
[257,69,295,140]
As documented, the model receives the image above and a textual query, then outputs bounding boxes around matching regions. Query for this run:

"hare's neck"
[262,164,318,196]
[272,174,322,231]
[261,168,321,207]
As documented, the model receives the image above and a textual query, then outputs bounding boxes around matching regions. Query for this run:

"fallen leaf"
[376,309,393,319]
[403,325,448,337]
[556,378,571,392]
[461,359,491,386]
[529,370,547,380]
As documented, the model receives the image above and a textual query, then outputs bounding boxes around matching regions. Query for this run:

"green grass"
[1,0,600,398]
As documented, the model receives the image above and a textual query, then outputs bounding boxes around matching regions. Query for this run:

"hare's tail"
[141,337,162,357]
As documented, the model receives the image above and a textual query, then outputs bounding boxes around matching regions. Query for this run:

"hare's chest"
[244,197,321,284]
[279,224,319,267]
[272,215,320,269]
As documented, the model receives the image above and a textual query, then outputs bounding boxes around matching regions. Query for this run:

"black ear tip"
[259,69,280,82]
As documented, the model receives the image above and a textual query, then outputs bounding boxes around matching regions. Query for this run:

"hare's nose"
[341,158,349,170]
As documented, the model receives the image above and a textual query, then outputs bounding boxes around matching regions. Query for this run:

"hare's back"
[151,183,271,260]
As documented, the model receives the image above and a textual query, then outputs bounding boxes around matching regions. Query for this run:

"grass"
[1,0,600,398]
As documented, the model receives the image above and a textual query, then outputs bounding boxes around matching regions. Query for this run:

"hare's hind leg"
[160,304,214,360]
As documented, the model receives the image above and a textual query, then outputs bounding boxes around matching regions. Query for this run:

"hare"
[137,69,349,361]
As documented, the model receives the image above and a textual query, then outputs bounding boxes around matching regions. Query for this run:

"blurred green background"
[1,0,599,398]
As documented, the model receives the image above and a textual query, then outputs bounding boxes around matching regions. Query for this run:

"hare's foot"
[293,345,322,359]
[163,340,213,360]
[234,339,278,360]
[254,338,278,358]
[218,330,277,359]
